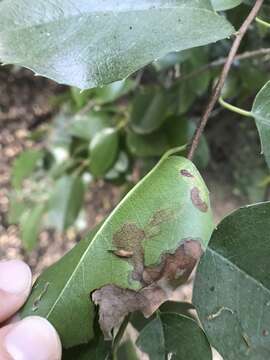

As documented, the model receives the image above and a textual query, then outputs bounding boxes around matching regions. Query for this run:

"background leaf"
[251,81,270,169]
[46,175,85,231]
[0,0,233,89]
[11,149,43,189]
[130,88,168,134]
[211,0,243,11]
[193,202,270,360]
[136,313,212,360]
[20,203,46,251]
[89,128,119,177]
[21,156,214,348]
[69,112,112,142]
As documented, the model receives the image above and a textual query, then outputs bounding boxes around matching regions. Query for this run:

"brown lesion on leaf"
[190,187,208,213]
[142,239,202,286]
[112,223,145,282]
[110,208,177,282]
[180,169,194,178]
[93,239,203,339]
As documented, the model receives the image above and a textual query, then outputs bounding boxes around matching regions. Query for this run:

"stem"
[187,0,264,160]
[256,17,270,28]
[160,144,187,162]
[219,97,253,117]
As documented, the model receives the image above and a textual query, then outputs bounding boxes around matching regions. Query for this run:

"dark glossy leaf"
[193,202,270,360]
[11,150,43,189]
[251,81,270,168]
[94,79,135,104]
[130,88,168,134]
[211,0,243,10]
[166,117,210,169]
[159,301,195,318]
[117,339,139,360]
[46,175,85,231]
[131,301,195,332]
[89,128,119,177]
[153,51,190,72]
[126,131,170,157]
[69,112,111,141]
[21,155,214,348]
[20,203,46,251]
[63,334,110,360]
[137,313,212,360]
[0,1,233,89]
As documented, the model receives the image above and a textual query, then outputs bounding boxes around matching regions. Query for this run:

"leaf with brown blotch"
[21,155,214,348]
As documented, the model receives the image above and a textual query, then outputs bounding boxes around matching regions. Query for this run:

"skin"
[0,260,62,360]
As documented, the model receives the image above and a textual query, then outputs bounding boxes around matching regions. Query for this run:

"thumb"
[0,316,62,360]
[0,260,32,323]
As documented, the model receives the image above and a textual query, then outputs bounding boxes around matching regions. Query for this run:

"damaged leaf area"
[92,239,202,339]
[193,202,270,360]
[21,155,213,348]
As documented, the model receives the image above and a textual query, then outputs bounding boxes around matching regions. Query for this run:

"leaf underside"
[0,0,233,89]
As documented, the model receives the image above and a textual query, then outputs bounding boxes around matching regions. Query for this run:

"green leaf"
[126,131,170,157]
[251,81,270,169]
[131,301,195,332]
[89,128,119,177]
[62,333,110,360]
[211,0,243,10]
[177,48,211,114]
[117,339,139,360]
[11,150,43,189]
[46,176,85,231]
[130,88,168,134]
[20,203,46,251]
[8,195,29,224]
[0,1,233,89]
[153,51,190,72]
[94,79,135,104]
[21,155,214,348]
[136,313,212,360]
[166,117,210,168]
[159,301,195,318]
[193,202,270,360]
[69,112,111,141]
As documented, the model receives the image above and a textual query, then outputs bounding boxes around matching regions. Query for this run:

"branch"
[187,0,265,161]
[179,47,270,83]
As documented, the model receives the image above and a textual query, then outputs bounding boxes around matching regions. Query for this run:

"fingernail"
[0,260,32,294]
[5,316,62,360]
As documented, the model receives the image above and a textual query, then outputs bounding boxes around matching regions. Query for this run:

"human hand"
[0,260,62,359]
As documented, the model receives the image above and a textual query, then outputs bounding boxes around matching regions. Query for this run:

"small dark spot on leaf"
[263,329,269,336]
[191,187,208,213]
[129,26,133,30]
[210,286,215,292]
[180,169,194,178]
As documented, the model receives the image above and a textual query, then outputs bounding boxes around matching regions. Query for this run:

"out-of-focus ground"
[1,67,266,360]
